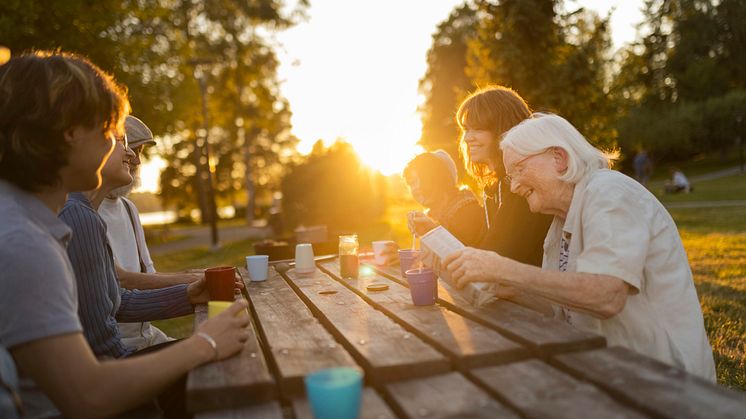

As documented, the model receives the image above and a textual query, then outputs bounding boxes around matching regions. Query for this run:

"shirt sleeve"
[574,183,650,291]
[117,285,193,322]
[0,232,82,348]
[60,202,132,358]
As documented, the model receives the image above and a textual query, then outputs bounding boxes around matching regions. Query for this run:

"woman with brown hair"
[457,85,552,265]
[411,85,552,267]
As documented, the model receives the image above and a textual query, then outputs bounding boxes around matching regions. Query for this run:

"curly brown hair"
[455,85,531,189]
[0,51,129,191]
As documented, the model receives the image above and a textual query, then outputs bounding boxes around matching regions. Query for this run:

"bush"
[280,141,387,233]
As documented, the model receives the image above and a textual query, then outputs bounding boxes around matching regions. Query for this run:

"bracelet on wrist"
[195,332,219,361]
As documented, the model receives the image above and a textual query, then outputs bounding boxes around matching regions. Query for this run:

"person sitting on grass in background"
[98,115,206,351]
[0,51,249,418]
[404,150,484,247]
[664,166,693,194]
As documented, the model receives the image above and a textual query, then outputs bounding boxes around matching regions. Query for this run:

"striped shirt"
[59,193,193,359]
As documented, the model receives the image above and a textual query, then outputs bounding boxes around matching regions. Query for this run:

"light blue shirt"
[0,180,82,418]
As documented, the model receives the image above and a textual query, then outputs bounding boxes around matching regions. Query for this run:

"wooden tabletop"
[187,257,746,418]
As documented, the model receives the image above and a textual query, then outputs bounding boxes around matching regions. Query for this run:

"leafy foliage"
[418,2,478,163]
[418,0,616,186]
[0,0,308,222]
[613,0,746,164]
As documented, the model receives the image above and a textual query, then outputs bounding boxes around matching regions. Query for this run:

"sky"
[138,0,644,192]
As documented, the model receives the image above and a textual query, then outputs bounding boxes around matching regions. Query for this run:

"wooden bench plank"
[196,401,285,419]
[244,267,359,398]
[384,372,519,419]
[471,359,647,419]
[373,263,606,358]
[187,300,276,413]
[280,266,450,384]
[293,387,396,419]
[319,260,529,369]
[552,346,746,419]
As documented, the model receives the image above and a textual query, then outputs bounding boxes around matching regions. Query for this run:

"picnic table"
[187,256,746,418]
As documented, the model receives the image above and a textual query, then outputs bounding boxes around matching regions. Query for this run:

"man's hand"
[407,211,439,237]
[187,277,210,304]
[186,274,244,304]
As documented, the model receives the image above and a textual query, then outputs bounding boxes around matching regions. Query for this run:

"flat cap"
[125,115,155,148]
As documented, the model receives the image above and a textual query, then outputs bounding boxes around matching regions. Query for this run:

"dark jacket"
[479,180,553,267]
[429,190,485,248]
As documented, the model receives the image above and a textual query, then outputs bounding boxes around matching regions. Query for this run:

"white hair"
[500,113,616,184]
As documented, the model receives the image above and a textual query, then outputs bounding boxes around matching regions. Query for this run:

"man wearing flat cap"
[98,115,201,350]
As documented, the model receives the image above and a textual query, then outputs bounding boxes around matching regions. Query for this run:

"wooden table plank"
[280,266,450,384]
[319,260,529,369]
[552,346,746,419]
[187,300,276,413]
[244,267,359,398]
[471,359,647,419]
[373,263,606,358]
[293,387,396,419]
[384,372,519,419]
[196,401,285,419]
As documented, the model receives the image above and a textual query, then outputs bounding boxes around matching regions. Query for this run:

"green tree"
[614,0,746,162]
[467,0,614,148]
[418,2,478,164]
[0,0,307,222]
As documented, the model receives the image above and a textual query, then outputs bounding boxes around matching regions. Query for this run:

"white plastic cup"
[372,240,395,266]
[246,255,269,281]
[295,243,315,274]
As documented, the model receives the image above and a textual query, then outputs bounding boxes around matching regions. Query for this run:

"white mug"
[372,240,395,265]
[246,255,269,281]
[295,243,315,274]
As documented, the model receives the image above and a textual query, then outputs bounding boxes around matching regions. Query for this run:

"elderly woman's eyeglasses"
[504,148,552,183]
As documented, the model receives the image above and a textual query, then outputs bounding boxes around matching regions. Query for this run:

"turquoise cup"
[304,367,363,419]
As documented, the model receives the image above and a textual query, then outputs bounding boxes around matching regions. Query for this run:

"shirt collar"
[67,192,93,209]
[0,180,72,243]
[562,170,595,235]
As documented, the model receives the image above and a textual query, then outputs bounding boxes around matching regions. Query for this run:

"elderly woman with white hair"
[443,113,716,381]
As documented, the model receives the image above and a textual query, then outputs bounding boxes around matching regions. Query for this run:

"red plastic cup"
[405,268,438,306]
[205,266,236,301]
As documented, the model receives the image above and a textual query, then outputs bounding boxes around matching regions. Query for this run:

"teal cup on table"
[304,367,363,419]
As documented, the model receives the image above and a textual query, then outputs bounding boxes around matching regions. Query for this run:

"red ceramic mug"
[205,266,237,301]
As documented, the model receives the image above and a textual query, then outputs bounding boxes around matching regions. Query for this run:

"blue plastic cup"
[398,249,421,277]
[405,268,438,305]
[304,367,363,419]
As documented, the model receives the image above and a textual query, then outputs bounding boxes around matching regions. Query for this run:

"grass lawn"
[152,174,746,392]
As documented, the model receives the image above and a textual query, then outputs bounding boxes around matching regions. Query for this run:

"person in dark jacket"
[456,85,553,266]
[404,150,484,247]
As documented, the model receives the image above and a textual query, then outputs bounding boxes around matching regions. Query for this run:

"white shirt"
[542,169,716,381]
[673,171,690,188]
[98,197,171,350]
